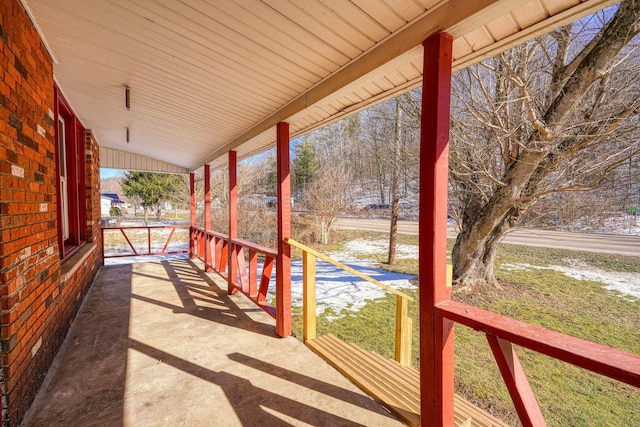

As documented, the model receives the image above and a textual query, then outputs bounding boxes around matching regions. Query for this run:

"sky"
[100,168,125,179]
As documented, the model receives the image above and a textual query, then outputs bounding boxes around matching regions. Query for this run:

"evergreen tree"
[120,171,186,224]
[293,140,317,192]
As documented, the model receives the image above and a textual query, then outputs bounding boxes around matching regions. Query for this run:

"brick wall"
[0,2,102,425]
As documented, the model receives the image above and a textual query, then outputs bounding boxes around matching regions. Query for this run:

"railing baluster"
[302,251,317,342]
[208,233,215,268]
[237,244,248,292]
[486,335,546,427]
[161,227,176,254]
[248,249,257,297]
[395,295,411,365]
[120,228,138,255]
[215,237,222,272]
[219,241,228,275]
[258,256,274,304]
[103,225,189,259]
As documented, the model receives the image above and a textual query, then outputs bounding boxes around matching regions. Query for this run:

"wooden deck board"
[306,334,509,427]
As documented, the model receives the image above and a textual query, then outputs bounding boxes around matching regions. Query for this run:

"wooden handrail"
[286,237,413,365]
[285,238,413,301]
[436,300,640,388]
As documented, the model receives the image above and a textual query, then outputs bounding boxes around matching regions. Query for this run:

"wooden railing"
[436,300,640,426]
[102,225,189,260]
[191,226,278,317]
[285,238,414,366]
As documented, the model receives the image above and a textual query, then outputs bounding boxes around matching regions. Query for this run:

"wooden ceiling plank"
[287,0,376,51]
[510,1,550,29]
[380,0,425,21]
[351,0,407,32]
[115,0,310,97]
[191,0,335,76]
[263,0,363,58]
[196,0,533,170]
[319,0,390,41]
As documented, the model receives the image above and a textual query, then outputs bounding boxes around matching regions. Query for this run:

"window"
[58,116,69,240]
[55,87,86,259]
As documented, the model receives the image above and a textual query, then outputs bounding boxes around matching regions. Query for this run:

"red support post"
[419,32,455,427]
[228,150,238,294]
[204,164,212,271]
[189,172,196,258]
[276,122,292,337]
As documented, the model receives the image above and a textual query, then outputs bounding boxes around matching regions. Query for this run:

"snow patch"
[289,259,416,319]
[501,261,640,300]
[329,238,418,260]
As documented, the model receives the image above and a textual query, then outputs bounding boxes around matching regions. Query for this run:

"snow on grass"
[289,238,418,318]
[329,238,419,260]
[501,261,640,300]
[290,259,416,319]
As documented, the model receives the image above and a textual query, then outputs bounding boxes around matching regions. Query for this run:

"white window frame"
[58,116,69,241]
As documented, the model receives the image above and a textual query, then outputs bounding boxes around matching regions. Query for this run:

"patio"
[21,257,402,427]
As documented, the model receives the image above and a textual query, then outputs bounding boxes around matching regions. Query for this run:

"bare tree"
[388,98,403,264]
[449,2,640,286]
[305,162,353,245]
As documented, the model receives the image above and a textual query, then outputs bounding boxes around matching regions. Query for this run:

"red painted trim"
[487,335,546,427]
[204,165,212,271]
[189,173,196,258]
[238,248,248,292]
[102,225,189,258]
[228,151,238,294]
[438,300,640,387]
[54,85,87,260]
[276,122,292,337]
[259,256,275,304]
[215,237,223,271]
[248,249,258,297]
[419,32,454,427]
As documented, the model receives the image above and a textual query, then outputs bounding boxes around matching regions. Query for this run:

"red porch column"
[189,172,196,258]
[276,122,292,337]
[204,164,212,271]
[419,32,455,426]
[228,150,238,294]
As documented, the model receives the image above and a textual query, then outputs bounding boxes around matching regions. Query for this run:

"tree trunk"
[388,99,402,265]
[452,210,517,287]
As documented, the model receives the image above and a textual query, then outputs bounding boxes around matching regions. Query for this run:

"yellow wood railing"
[285,238,414,366]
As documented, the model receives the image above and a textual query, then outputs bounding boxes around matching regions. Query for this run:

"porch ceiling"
[23,0,615,173]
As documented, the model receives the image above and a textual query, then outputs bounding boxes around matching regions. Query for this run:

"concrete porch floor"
[21,257,403,426]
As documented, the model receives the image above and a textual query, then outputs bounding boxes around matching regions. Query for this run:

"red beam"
[437,300,640,388]
[276,122,292,337]
[419,32,455,427]
[189,172,196,258]
[228,150,238,294]
[487,335,546,427]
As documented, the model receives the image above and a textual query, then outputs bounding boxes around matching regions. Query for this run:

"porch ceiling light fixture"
[124,84,131,110]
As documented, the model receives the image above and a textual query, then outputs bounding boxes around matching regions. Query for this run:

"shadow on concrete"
[227,352,378,407]
[129,338,368,426]
[22,258,402,426]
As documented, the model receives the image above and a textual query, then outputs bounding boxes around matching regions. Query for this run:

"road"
[335,217,640,257]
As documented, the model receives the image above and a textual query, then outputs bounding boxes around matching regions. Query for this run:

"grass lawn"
[292,231,640,426]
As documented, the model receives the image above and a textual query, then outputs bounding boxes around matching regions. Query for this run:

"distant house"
[101,193,126,209]
[100,196,113,217]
